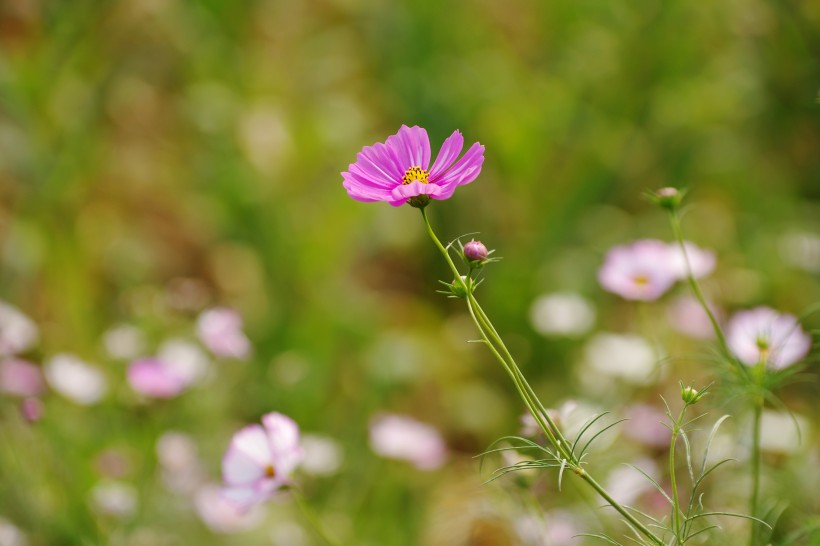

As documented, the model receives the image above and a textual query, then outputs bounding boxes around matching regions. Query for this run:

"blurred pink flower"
[127,358,188,399]
[623,404,672,449]
[726,306,811,369]
[221,412,304,510]
[0,358,45,397]
[369,413,447,470]
[667,241,716,280]
[196,307,251,360]
[0,301,38,356]
[342,125,484,207]
[667,295,720,339]
[598,240,677,301]
[45,354,107,405]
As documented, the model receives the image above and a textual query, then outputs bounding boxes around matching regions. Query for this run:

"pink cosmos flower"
[726,306,811,369]
[342,125,485,207]
[196,307,251,360]
[598,240,678,301]
[0,358,45,397]
[221,412,304,510]
[127,358,188,399]
[369,413,447,470]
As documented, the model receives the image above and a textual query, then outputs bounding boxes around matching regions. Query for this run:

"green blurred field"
[1,1,819,544]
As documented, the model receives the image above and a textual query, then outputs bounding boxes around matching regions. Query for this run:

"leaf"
[679,428,695,483]
[699,415,731,478]
[579,419,628,458]
[575,533,625,545]
[687,511,772,529]
[570,412,611,458]
[624,464,674,507]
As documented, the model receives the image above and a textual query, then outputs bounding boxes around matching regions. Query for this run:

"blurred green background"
[1,0,819,544]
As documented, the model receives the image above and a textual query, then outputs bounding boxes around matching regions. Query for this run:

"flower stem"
[419,209,665,546]
[749,397,763,546]
[293,489,341,546]
[668,211,729,354]
[669,407,687,545]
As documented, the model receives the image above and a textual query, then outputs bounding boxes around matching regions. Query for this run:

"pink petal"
[386,125,431,170]
[431,142,485,188]
[429,130,464,179]
[222,425,271,485]
[389,181,443,203]
[342,173,393,202]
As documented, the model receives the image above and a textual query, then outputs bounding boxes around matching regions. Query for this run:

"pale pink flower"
[45,354,107,405]
[0,358,45,397]
[197,307,251,360]
[127,358,188,399]
[157,339,211,386]
[0,301,38,356]
[369,413,447,470]
[221,412,304,510]
[726,307,811,369]
[598,240,677,301]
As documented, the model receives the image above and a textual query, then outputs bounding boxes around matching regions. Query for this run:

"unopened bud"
[463,240,489,262]
[681,385,705,405]
[651,187,685,211]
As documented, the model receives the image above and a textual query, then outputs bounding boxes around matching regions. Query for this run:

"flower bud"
[463,240,489,262]
[680,385,705,405]
[651,187,685,211]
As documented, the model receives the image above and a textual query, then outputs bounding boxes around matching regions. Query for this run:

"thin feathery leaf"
[687,512,772,529]
[575,533,624,545]
[684,524,720,542]
[679,428,695,483]
[570,412,612,457]
[622,505,664,526]
[624,464,674,507]
[700,415,731,478]
[579,419,628,458]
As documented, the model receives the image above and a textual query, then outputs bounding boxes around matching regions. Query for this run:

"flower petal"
[389,181,443,203]
[222,425,271,485]
[386,125,430,170]
[429,130,464,179]
[342,172,394,202]
[431,142,485,188]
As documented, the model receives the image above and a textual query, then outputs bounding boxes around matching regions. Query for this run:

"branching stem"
[420,208,665,546]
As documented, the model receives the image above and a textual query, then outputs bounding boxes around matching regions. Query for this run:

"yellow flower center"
[265,465,276,478]
[402,166,429,185]
[632,275,649,286]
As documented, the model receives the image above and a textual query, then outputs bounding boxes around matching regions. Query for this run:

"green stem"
[293,489,341,546]
[749,399,763,546]
[669,407,687,545]
[419,208,664,546]
[668,211,729,355]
